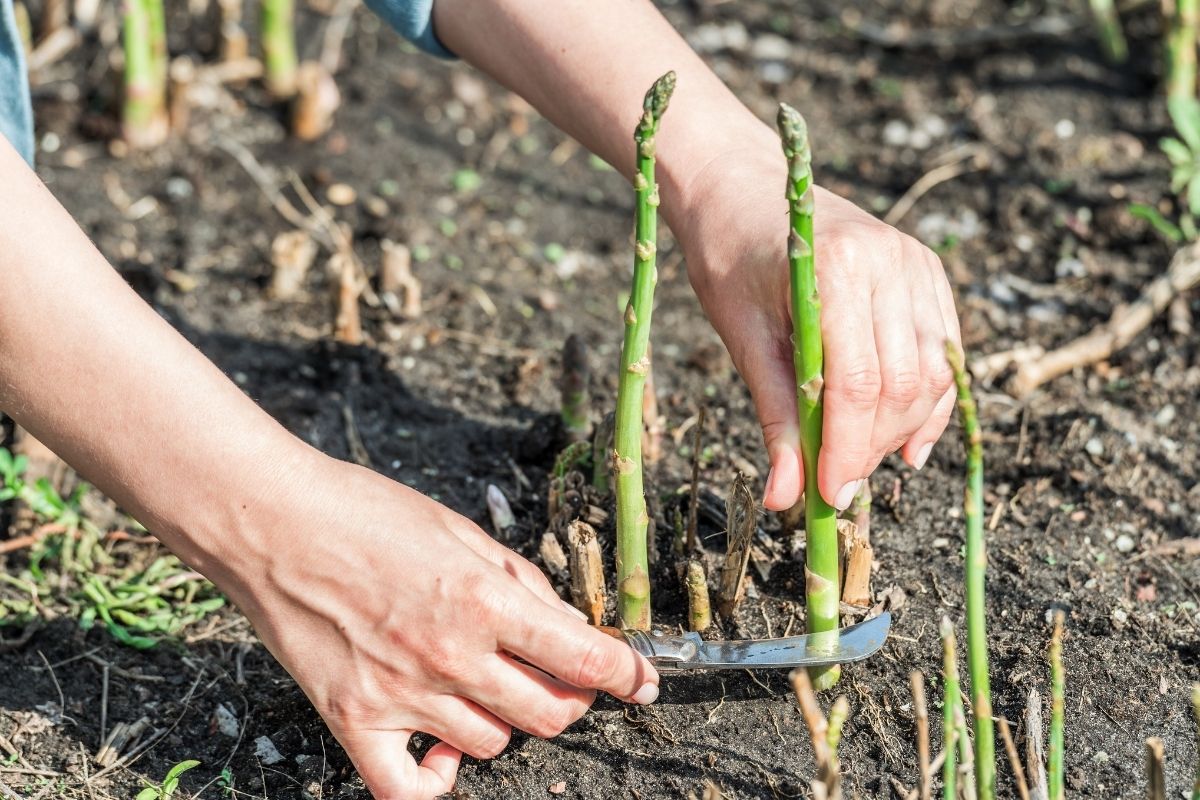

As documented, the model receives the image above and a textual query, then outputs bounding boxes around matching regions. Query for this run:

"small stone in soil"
[1114,534,1135,553]
[254,736,284,765]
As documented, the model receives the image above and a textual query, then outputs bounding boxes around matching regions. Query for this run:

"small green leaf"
[164,760,201,788]
[1188,176,1200,217]
[451,169,482,193]
[1182,212,1198,240]
[1128,203,1184,243]
[135,787,160,800]
[1170,95,1200,152]
[1161,137,1193,166]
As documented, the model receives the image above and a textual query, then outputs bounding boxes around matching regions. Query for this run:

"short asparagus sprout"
[684,559,711,632]
[826,696,850,755]
[591,411,615,493]
[122,0,169,148]
[486,484,515,534]
[947,342,995,800]
[1048,610,1065,800]
[561,334,591,441]
[777,102,839,690]
[613,70,675,630]
[262,0,298,98]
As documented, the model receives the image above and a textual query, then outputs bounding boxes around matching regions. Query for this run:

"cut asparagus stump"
[613,71,675,630]
[777,103,840,690]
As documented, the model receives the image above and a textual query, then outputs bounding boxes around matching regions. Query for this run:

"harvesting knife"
[597,612,890,672]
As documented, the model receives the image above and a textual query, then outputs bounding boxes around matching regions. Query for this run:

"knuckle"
[759,419,795,448]
[474,727,512,759]
[828,366,882,411]
[461,570,510,625]
[529,703,583,739]
[879,367,922,409]
[573,639,619,689]
[926,361,956,397]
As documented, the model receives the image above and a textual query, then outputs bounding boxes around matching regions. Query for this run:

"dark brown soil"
[2,0,1199,798]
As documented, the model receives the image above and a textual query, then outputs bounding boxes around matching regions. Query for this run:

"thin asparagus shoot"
[1086,0,1128,63]
[912,671,932,800]
[827,696,850,756]
[1168,0,1199,103]
[941,617,961,800]
[262,0,298,98]
[1192,683,1199,800]
[613,71,675,630]
[1048,610,1065,800]
[947,342,995,800]
[778,103,840,690]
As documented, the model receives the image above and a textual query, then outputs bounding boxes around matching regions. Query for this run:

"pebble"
[1155,404,1177,427]
[932,537,950,548]
[165,177,194,200]
[749,33,791,61]
[213,703,240,737]
[1055,257,1086,279]
[1055,119,1076,139]
[1085,437,1104,456]
[758,62,791,84]
[882,120,910,147]
[688,21,749,53]
[254,736,284,765]
[326,183,357,206]
[1015,233,1035,253]
[1114,533,1135,553]
[1111,607,1129,628]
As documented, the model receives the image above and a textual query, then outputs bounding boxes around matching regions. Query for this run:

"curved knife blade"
[614,612,891,671]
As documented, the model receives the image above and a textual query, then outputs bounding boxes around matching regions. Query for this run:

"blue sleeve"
[362,0,455,58]
[0,0,35,166]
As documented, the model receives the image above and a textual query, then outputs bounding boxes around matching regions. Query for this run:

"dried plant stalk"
[1025,689,1049,800]
[911,671,931,800]
[270,230,318,299]
[1146,737,1166,800]
[567,521,606,625]
[379,240,422,318]
[998,717,1031,800]
[293,61,341,141]
[331,252,362,345]
[839,518,872,608]
[539,531,568,582]
[717,472,757,619]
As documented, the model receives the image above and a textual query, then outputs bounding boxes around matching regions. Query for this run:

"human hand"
[220,456,659,800]
[665,138,961,513]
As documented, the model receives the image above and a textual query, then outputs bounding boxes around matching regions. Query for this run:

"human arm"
[0,138,658,799]
[432,0,961,511]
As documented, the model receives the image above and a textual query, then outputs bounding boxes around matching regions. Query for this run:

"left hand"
[665,140,961,513]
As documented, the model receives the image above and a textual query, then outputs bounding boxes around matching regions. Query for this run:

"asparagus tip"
[642,70,677,121]
[776,103,810,161]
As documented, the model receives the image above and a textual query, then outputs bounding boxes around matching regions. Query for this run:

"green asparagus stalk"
[1048,611,1065,800]
[778,103,840,690]
[947,343,995,800]
[262,0,298,98]
[1086,0,1128,64]
[122,0,168,148]
[1168,0,1199,103]
[941,617,961,800]
[613,71,674,630]
[147,0,167,89]
[1191,683,1199,800]
[684,559,711,632]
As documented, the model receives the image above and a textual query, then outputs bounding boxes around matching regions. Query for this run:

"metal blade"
[637,612,891,671]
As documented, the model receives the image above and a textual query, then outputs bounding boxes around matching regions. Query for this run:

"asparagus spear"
[947,343,995,800]
[262,0,298,98]
[941,617,962,800]
[1048,610,1065,800]
[561,334,591,441]
[1168,0,1199,103]
[684,559,711,632]
[122,0,168,148]
[777,103,840,690]
[1086,0,1128,64]
[613,71,675,630]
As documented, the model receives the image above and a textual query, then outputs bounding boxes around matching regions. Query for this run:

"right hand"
[223,456,659,799]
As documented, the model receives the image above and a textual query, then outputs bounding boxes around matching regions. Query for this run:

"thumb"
[742,341,804,512]
[340,729,461,800]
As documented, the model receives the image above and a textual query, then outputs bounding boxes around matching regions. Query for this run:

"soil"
[2,0,1199,798]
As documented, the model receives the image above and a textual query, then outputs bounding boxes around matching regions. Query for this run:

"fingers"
[449,518,575,617]
[495,586,658,704]
[900,256,961,465]
[416,695,513,759]
[743,335,805,511]
[463,655,595,739]
[816,276,880,510]
[339,728,460,800]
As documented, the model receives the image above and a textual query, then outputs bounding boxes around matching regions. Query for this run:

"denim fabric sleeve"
[0,0,35,166]
[361,0,454,58]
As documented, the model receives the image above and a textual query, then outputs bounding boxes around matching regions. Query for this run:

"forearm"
[433,0,778,236]
[0,139,316,594]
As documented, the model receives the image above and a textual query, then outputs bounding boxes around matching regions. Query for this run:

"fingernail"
[834,480,861,512]
[632,682,659,705]
[561,599,588,622]
[763,466,776,503]
[914,442,933,471]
